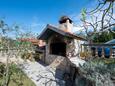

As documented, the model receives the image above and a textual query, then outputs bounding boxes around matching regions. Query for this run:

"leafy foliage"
[0,18,36,86]
[81,8,87,22]
[0,63,5,78]
[0,63,35,86]
[93,31,114,43]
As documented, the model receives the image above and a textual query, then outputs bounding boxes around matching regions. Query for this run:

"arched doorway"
[50,36,66,57]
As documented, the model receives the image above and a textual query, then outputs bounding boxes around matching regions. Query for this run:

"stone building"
[37,16,86,73]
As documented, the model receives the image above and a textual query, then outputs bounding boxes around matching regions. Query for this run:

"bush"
[21,52,35,61]
[33,53,40,61]
[78,58,115,86]
[0,63,35,86]
[0,62,5,78]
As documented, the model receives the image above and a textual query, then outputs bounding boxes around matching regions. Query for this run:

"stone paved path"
[0,53,65,86]
[19,60,65,86]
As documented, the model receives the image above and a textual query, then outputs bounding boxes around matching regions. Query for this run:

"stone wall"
[66,39,85,58]
[45,54,71,72]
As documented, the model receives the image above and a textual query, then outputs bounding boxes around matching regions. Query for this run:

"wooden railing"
[81,44,115,58]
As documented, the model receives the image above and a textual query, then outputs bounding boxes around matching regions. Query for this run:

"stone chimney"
[59,16,73,33]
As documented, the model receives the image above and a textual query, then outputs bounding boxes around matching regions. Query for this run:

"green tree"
[93,31,113,43]
[0,18,36,86]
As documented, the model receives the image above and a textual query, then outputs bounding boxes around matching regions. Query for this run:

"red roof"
[18,38,46,46]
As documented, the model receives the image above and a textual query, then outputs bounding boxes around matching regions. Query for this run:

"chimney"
[59,16,73,33]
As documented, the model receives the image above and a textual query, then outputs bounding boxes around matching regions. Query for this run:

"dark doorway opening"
[50,42,66,57]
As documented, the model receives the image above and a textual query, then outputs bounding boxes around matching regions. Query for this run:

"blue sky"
[0,0,95,35]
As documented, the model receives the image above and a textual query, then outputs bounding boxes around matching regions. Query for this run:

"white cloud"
[72,26,84,32]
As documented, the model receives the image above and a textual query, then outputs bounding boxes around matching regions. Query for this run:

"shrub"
[21,52,35,61]
[0,63,35,86]
[78,58,115,86]
[0,62,5,78]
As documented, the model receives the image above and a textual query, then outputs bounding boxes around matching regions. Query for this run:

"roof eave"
[37,24,87,41]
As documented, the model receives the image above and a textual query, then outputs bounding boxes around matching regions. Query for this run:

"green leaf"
[81,8,87,21]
